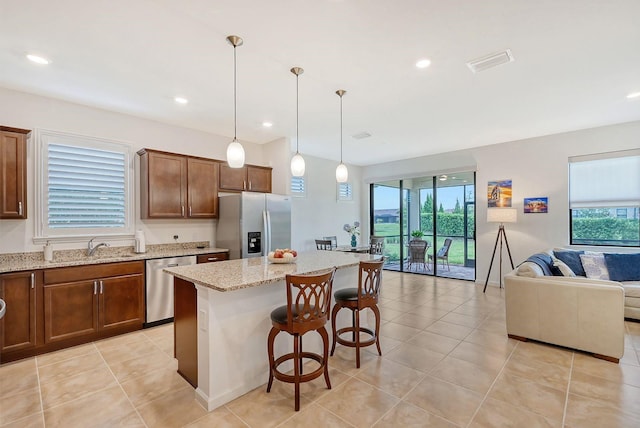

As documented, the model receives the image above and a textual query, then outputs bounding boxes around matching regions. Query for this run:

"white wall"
[0,87,268,253]
[291,155,363,252]
[362,120,640,286]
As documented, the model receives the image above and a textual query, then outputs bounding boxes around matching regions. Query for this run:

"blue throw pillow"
[526,253,562,276]
[604,253,640,281]
[554,250,586,277]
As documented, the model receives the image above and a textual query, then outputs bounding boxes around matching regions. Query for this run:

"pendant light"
[290,67,305,176]
[226,35,245,168]
[335,89,348,183]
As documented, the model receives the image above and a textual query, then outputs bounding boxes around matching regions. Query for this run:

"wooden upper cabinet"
[219,164,272,193]
[187,157,219,218]
[0,126,30,219]
[138,149,218,219]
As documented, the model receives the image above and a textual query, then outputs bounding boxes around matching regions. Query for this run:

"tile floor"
[2,271,640,427]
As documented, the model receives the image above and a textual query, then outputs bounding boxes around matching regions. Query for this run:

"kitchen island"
[164,250,379,411]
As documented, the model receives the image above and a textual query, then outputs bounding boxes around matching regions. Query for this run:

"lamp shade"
[487,208,517,223]
[290,153,305,176]
[336,162,348,182]
[226,139,245,168]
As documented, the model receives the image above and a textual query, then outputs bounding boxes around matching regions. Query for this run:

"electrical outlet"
[173,235,179,241]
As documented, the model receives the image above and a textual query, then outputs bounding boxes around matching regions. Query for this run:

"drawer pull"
[30,272,35,288]
[94,281,98,295]
[99,280,104,294]
[207,257,219,261]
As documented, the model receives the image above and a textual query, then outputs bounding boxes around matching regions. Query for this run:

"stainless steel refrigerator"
[217,192,291,259]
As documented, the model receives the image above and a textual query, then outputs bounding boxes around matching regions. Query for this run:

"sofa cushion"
[525,253,562,276]
[622,282,640,299]
[552,257,576,277]
[604,253,640,281]
[580,253,610,280]
[516,261,545,277]
[553,250,586,277]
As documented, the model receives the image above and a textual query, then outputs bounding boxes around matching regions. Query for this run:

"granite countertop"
[0,242,229,274]
[164,251,381,292]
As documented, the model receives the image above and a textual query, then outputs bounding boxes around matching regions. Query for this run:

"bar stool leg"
[293,333,301,411]
[266,327,279,392]
[355,308,361,368]
[330,304,339,356]
[319,326,332,389]
[372,305,382,356]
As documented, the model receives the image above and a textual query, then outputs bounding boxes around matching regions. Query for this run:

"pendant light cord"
[296,73,299,154]
[339,94,343,163]
[233,45,237,140]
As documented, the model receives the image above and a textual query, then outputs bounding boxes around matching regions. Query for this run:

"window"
[35,130,134,242]
[569,150,640,247]
[337,182,353,201]
[290,176,306,197]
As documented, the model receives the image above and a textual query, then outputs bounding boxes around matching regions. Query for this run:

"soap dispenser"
[134,230,146,253]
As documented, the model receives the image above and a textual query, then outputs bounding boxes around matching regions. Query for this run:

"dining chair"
[323,236,338,250]
[369,236,385,255]
[428,238,453,271]
[406,239,428,271]
[315,239,333,250]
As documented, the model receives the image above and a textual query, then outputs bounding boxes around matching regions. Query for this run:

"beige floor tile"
[463,328,516,353]
[98,335,156,365]
[373,401,458,428]
[378,306,404,322]
[184,406,248,428]
[299,364,351,402]
[94,330,147,351]
[35,343,96,367]
[488,372,566,421]
[384,343,445,373]
[142,323,173,341]
[151,335,175,357]
[37,351,106,385]
[329,345,378,376]
[120,365,192,407]
[419,300,461,312]
[378,300,419,312]
[0,386,41,426]
[569,370,640,417]
[425,320,473,340]
[278,403,354,428]
[355,358,425,398]
[439,312,483,328]
[316,378,398,428]
[226,382,312,428]
[43,385,144,427]
[40,365,117,409]
[391,313,436,330]
[430,356,500,394]
[510,341,573,368]
[137,386,208,428]
[107,348,177,383]
[0,358,38,398]
[573,352,640,387]
[469,397,560,428]
[0,412,45,428]
[502,352,571,391]
[564,392,640,428]
[406,330,461,355]
[406,305,450,320]
[404,376,483,426]
[379,321,421,342]
[620,348,640,366]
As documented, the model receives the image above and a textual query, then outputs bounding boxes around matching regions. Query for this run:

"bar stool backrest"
[285,269,335,334]
[358,260,384,309]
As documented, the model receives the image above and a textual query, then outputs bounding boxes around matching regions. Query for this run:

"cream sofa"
[504,271,625,362]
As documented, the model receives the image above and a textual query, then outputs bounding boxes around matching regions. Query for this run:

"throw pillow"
[580,253,610,280]
[552,257,576,277]
[603,253,640,281]
[516,261,545,277]
[525,253,562,276]
[553,250,586,277]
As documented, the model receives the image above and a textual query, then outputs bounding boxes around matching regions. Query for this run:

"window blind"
[338,182,353,201]
[291,176,306,195]
[569,151,640,208]
[48,143,126,228]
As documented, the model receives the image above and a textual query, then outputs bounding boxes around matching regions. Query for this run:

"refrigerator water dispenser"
[248,231,262,254]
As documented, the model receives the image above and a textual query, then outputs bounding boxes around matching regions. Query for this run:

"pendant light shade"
[335,89,348,183]
[226,35,245,168]
[290,67,305,176]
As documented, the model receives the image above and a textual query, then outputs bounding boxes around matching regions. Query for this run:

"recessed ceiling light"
[262,121,273,128]
[174,97,188,104]
[26,54,50,65]
[439,174,447,181]
[627,92,640,99]
[416,58,431,69]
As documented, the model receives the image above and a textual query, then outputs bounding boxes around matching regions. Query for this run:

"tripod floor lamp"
[483,208,517,293]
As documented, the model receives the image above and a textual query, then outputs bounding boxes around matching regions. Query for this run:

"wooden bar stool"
[266,269,335,411]
[330,259,384,368]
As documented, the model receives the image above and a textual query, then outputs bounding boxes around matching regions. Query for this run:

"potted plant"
[411,230,424,240]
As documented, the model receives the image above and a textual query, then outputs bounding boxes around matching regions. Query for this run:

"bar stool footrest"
[335,326,377,348]
[271,351,326,384]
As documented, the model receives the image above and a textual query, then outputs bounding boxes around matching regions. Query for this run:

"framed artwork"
[524,197,548,213]
[487,179,512,207]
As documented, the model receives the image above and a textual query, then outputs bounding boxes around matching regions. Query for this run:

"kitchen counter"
[0,242,228,273]
[165,250,380,411]
[163,250,376,292]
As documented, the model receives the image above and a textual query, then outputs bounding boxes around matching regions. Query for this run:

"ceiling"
[1,0,639,166]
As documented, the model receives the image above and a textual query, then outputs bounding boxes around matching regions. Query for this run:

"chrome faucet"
[87,237,110,256]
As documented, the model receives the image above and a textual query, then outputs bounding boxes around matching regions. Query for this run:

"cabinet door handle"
[207,257,219,261]
[30,272,35,288]
[249,180,252,190]
[99,280,104,294]
[167,263,179,267]
[18,201,23,216]
[243,180,246,190]
[189,205,192,216]
[94,281,98,295]
[181,205,185,217]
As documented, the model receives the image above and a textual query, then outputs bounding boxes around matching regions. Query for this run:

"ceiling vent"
[466,49,514,73]
[352,131,372,140]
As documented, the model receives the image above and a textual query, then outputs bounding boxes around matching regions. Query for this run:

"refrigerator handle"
[262,210,269,254]
[266,210,272,253]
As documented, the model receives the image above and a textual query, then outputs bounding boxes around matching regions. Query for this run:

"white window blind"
[291,176,306,196]
[338,182,353,201]
[569,150,640,208]
[48,144,126,228]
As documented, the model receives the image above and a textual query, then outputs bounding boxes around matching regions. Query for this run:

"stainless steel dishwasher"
[145,255,196,326]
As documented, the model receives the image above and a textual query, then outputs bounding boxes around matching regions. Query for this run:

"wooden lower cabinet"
[0,271,42,359]
[44,280,98,343]
[100,274,144,331]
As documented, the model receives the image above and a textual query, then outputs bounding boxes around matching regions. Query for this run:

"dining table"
[334,245,371,254]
